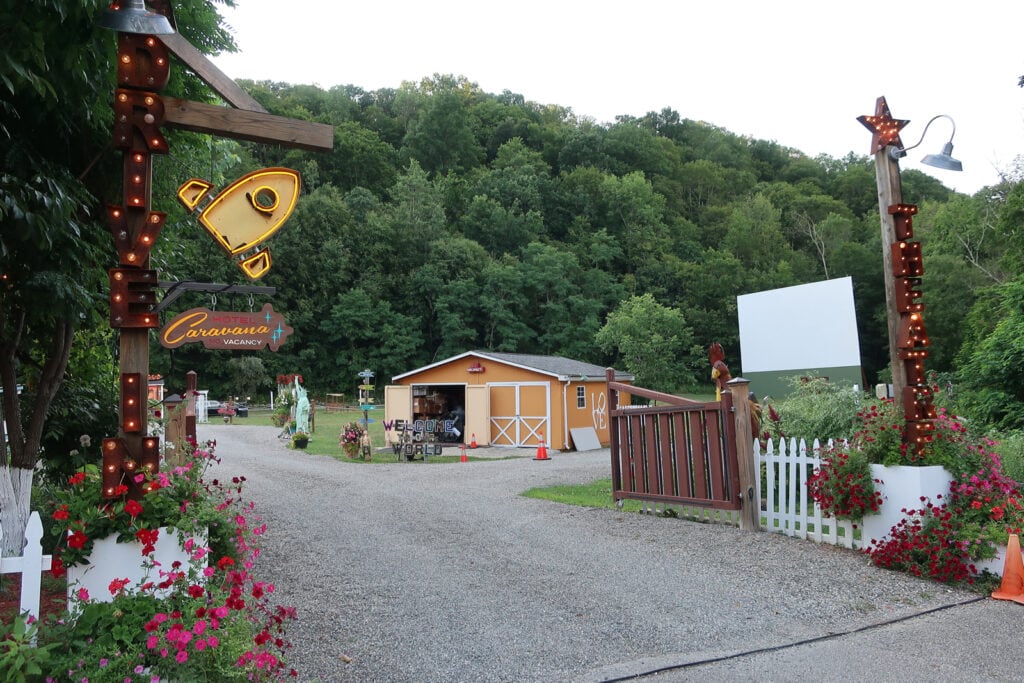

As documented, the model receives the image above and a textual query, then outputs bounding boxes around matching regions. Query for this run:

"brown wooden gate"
[605,369,742,511]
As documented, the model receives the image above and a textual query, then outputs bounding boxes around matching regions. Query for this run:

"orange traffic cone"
[460,443,468,463]
[470,433,478,449]
[991,533,1024,604]
[533,433,549,461]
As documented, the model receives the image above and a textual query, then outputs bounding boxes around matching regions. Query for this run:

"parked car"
[207,400,248,418]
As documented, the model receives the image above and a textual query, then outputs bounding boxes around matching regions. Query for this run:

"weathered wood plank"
[163,97,334,152]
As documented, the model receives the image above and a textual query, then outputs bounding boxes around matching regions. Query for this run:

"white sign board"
[738,277,860,372]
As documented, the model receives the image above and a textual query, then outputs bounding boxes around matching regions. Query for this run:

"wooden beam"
[160,32,267,113]
[163,97,334,152]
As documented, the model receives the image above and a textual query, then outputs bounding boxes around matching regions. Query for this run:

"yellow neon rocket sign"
[176,167,301,279]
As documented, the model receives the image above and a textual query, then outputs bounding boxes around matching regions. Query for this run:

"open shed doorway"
[412,384,466,443]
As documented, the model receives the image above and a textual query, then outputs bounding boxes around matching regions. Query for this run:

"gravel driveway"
[200,424,986,682]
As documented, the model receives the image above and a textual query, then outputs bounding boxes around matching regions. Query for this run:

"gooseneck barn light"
[99,0,175,35]
[887,114,963,172]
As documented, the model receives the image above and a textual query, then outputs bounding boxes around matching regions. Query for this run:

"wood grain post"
[872,146,906,400]
[727,378,759,532]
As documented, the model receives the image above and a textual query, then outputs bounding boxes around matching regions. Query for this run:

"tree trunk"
[0,466,34,557]
[0,319,73,556]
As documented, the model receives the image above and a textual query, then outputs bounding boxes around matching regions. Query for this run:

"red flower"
[49,554,65,579]
[108,577,131,596]
[124,499,144,518]
[69,472,86,485]
[67,530,88,549]
[52,505,69,521]
[217,556,235,570]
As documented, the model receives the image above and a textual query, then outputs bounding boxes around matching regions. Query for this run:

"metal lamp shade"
[99,0,175,35]
[921,141,963,172]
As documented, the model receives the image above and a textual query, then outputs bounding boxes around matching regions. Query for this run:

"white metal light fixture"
[99,0,175,35]
[888,114,963,172]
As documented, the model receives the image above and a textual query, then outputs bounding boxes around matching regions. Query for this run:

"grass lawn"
[235,408,506,464]
[522,478,645,512]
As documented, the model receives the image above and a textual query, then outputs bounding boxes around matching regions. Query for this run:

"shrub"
[761,375,863,443]
[28,441,298,681]
[807,446,882,520]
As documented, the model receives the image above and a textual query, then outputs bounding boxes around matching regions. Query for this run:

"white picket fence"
[755,437,863,549]
[0,511,54,623]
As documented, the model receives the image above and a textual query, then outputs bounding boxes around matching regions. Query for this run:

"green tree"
[0,0,234,555]
[956,276,1024,429]
[595,294,697,392]
[224,356,273,403]
[403,80,483,175]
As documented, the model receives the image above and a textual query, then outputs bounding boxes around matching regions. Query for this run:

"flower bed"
[16,438,300,681]
[807,399,1024,584]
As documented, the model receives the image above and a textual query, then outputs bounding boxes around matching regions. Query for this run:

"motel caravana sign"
[159,303,293,352]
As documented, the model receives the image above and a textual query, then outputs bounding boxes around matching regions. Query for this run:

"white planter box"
[974,543,1010,576]
[861,464,954,547]
[66,527,203,606]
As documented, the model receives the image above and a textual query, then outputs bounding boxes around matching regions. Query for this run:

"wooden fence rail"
[606,369,742,514]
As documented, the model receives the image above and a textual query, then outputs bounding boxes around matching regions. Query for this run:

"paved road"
[200,424,1024,682]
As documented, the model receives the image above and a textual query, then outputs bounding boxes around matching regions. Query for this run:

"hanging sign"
[159,303,293,351]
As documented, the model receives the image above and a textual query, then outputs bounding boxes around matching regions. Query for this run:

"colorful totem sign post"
[859,97,936,456]
[358,369,375,428]
[100,3,332,498]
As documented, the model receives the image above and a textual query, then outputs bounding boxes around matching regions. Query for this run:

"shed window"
[576,386,586,409]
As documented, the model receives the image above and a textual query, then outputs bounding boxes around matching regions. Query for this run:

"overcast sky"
[211,0,1024,195]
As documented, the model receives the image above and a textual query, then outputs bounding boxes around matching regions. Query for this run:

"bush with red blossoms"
[862,408,1024,583]
[807,446,883,520]
[803,395,1024,583]
[31,440,299,681]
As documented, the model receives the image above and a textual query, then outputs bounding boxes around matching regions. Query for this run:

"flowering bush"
[805,394,1024,583]
[806,447,883,520]
[867,416,1024,583]
[34,439,298,681]
[338,421,364,459]
[45,438,226,571]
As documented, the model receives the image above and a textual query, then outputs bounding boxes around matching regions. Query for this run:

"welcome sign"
[160,303,293,351]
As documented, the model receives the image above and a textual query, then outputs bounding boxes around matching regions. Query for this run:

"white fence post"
[0,511,54,628]
[756,437,861,549]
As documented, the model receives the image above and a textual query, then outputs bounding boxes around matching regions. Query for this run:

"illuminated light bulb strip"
[120,372,144,433]
[888,201,935,456]
[109,268,159,329]
[100,436,162,499]
[106,205,166,266]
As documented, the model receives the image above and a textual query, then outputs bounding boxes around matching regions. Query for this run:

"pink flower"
[77,587,90,601]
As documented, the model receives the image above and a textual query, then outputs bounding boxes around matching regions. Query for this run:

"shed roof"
[392,350,634,383]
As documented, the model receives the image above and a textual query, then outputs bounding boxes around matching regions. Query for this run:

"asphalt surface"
[199,424,1024,682]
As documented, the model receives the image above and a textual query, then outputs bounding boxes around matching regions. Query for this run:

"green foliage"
[595,293,697,392]
[0,615,58,683]
[762,376,864,443]
[956,275,1024,429]
[994,431,1024,483]
[6,0,1024,454]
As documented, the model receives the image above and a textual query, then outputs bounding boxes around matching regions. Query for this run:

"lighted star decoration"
[857,96,910,154]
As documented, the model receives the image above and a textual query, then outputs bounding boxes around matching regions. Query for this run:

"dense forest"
[152,75,1013,402]
[4,0,1024,465]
